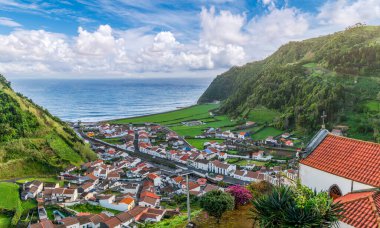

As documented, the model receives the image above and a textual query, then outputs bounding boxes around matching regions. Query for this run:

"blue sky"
[0,0,380,78]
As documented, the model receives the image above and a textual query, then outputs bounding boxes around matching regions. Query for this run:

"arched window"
[329,185,342,199]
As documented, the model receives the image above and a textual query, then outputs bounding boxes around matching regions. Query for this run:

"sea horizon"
[11,77,213,122]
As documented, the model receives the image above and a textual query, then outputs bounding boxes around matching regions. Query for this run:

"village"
[24,103,372,228]
[25,118,305,228]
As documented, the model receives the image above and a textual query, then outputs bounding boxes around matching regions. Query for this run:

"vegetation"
[226,185,252,208]
[251,127,283,140]
[68,203,119,215]
[251,183,343,227]
[185,138,224,150]
[0,74,97,180]
[110,104,219,125]
[200,190,234,223]
[0,182,37,226]
[143,210,202,228]
[247,181,274,198]
[199,26,380,141]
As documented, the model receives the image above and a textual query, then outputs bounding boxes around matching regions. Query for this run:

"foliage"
[250,183,343,227]
[226,185,252,208]
[200,190,234,223]
[68,203,119,214]
[0,74,96,179]
[199,26,380,140]
[247,181,274,198]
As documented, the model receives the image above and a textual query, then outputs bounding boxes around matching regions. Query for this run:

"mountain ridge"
[199,25,380,140]
[0,75,97,179]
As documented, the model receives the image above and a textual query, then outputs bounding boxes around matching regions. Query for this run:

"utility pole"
[186,174,191,223]
[321,111,327,129]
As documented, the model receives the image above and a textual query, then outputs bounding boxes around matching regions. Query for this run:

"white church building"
[300,129,380,227]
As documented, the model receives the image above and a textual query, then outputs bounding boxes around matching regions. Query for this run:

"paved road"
[81,131,247,186]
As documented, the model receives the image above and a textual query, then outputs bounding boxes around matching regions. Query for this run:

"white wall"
[299,164,374,195]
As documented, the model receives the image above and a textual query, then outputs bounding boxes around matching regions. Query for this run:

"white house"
[192,159,209,171]
[209,160,236,176]
[300,129,380,198]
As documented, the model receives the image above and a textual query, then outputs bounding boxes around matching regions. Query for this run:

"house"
[238,132,249,139]
[192,159,209,171]
[21,180,43,200]
[209,160,236,176]
[265,136,277,145]
[246,121,256,127]
[334,191,380,228]
[233,169,246,180]
[51,188,78,202]
[59,217,80,228]
[331,128,343,136]
[29,220,55,228]
[139,196,160,208]
[281,133,291,138]
[107,172,120,181]
[147,173,162,187]
[120,183,140,195]
[300,129,380,198]
[285,140,294,147]
[202,184,221,195]
[99,195,135,211]
[218,152,227,160]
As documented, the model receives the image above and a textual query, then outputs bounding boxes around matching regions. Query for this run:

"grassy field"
[247,107,280,124]
[68,203,120,215]
[226,158,266,166]
[251,127,283,140]
[101,137,124,144]
[15,177,63,186]
[144,210,202,228]
[186,139,224,150]
[111,104,219,125]
[0,183,20,210]
[193,204,253,227]
[364,100,380,112]
[0,214,11,227]
[171,116,237,137]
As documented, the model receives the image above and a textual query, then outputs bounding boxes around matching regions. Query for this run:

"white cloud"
[2,1,380,78]
[0,17,21,27]
[317,0,380,26]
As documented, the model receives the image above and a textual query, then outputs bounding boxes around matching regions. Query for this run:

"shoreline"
[76,104,199,124]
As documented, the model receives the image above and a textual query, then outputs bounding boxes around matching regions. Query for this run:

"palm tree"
[250,185,343,227]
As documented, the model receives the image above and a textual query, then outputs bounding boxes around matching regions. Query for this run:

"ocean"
[10,78,213,122]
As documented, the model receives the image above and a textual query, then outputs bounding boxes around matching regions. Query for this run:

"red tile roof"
[301,134,380,187]
[335,191,380,228]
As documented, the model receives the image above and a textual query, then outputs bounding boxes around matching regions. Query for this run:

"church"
[300,129,380,227]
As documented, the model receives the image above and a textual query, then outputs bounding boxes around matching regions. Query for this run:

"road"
[80,130,247,186]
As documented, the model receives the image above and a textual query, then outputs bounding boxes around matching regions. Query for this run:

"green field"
[68,203,119,215]
[111,104,219,125]
[251,127,283,140]
[0,214,11,227]
[364,100,380,112]
[0,183,20,210]
[226,158,266,166]
[101,137,124,144]
[247,107,280,124]
[186,138,224,150]
[15,177,63,186]
[171,115,237,137]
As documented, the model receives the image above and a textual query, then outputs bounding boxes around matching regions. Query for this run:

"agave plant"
[250,184,343,228]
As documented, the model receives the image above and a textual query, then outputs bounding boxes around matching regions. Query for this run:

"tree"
[200,190,234,223]
[247,181,273,198]
[250,183,343,227]
[226,185,252,208]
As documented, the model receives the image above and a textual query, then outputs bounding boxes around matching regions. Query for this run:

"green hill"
[199,25,380,141]
[0,75,97,179]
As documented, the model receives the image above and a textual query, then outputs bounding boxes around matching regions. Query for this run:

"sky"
[1,0,380,79]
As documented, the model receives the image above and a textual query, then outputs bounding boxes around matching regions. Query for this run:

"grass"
[0,183,20,210]
[101,137,124,144]
[226,150,238,155]
[111,104,219,125]
[247,107,280,124]
[186,139,224,150]
[364,100,380,112]
[171,116,238,137]
[193,204,253,228]
[68,203,120,215]
[144,210,202,228]
[15,177,63,187]
[46,133,83,166]
[0,214,11,227]
[226,158,266,166]
[251,127,283,140]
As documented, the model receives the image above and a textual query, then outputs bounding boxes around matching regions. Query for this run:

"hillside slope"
[199,25,380,140]
[0,75,96,179]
